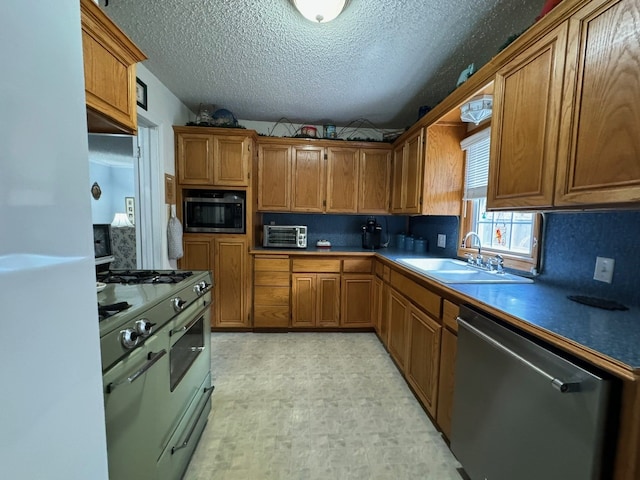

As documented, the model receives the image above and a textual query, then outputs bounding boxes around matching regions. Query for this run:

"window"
[458,127,541,273]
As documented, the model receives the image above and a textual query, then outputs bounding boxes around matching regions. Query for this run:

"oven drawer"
[157,373,213,480]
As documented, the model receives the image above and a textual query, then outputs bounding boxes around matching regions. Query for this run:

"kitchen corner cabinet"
[489,0,640,210]
[81,0,146,135]
[391,129,423,213]
[253,255,290,328]
[341,258,374,327]
[180,235,249,328]
[174,127,252,187]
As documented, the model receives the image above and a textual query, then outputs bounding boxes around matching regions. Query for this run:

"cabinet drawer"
[291,258,341,273]
[254,257,290,272]
[254,306,290,328]
[254,286,290,305]
[254,271,290,287]
[442,299,459,333]
[390,270,441,319]
[343,258,373,273]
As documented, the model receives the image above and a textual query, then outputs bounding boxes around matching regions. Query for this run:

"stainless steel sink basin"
[396,257,533,284]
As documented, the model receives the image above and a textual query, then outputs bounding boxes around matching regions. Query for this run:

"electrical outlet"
[437,234,446,248]
[593,257,614,283]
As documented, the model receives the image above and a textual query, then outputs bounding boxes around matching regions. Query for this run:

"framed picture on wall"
[125,197,135,225]
[136,78,147,110]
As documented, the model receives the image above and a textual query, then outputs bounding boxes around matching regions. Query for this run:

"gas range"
[97,269,212,371]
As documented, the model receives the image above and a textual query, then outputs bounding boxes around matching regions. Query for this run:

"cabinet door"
[317,274,341,327]
[291,274,315,327]
[81,0,145,135]
[291,146,325,212]
[556,0,640,206]
[403,130,424,213]
[180,236,213,271]
[388,289,410,370]
[406,307,442,417]
[373,276,383,334]
[488,23,568,209]
[390,145,404,213]
[341,275,373,327]
[359,148,391,213]
[436,327,457,440]
[213,135,250,186]
[326,147,359,213]
[379,282,390,347]
[258,144,291,211]
[214,237,248,327]
[176,133,214,185]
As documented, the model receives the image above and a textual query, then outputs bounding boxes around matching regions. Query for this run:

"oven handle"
[171,385,215,455]
[105,349,167,394]
[458,317,581,393]
[169,299,209,337]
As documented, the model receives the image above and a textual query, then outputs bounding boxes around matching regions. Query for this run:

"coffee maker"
[361,216,383,250]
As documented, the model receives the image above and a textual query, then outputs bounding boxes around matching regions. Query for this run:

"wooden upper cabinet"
[326,147,359,213]
[291,145,325,212]
[359,148,391,213]
[258,143,291,211]
[81,0,146,135]
[555,0,640,206]
[213,135,251,186]
[174,127,253,187]
[176,133,214,184]
[390,129,424,214]
[488,23,568,210]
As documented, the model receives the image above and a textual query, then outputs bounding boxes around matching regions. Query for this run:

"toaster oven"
[263,225,307,249]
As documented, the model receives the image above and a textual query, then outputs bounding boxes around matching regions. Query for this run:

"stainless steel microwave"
[183,190,245,233]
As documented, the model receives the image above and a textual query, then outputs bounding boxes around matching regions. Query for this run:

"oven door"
[103,333,169,480]
[160,293,212,449]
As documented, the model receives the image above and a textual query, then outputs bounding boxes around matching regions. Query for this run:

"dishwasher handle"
[457,317,581,393]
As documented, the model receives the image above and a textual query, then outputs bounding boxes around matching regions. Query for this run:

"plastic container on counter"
[395,234,406,250]
[404,236,414,251]
[414,238,427,253]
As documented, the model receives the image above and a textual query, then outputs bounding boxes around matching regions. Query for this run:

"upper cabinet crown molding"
[81,0,146,135]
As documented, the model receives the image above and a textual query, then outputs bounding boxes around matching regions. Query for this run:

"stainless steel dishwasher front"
[451,305,614,480]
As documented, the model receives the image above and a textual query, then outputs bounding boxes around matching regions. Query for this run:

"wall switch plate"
[593,256,614,283]
[437,234,446,248]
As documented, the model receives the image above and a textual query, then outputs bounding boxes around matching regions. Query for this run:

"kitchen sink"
[396,257,533,284]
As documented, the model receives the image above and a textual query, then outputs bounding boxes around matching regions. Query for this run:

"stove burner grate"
[97,270,194,285]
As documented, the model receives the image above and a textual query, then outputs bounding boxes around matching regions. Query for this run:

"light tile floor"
[183,332,463,480]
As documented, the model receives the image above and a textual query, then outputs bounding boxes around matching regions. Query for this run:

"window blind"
[460,128,491,200]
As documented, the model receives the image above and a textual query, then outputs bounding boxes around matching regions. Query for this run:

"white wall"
[135,63,193,268]
[0,1,109,479]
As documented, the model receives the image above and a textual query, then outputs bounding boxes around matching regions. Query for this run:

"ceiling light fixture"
[460,95,493,125]
[292,0,347,23]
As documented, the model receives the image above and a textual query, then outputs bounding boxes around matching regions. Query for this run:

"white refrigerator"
[0,1,109,478]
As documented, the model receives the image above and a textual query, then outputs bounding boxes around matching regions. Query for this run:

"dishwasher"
[451,305,617,480]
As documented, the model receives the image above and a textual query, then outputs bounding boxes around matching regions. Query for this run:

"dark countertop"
[252,246,640,373]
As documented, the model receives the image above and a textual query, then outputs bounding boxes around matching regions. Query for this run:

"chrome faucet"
[463,231,483,265]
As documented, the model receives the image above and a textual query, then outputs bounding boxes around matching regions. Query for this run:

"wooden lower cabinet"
[253,255,290,328]
[373,276,383,334]
[436,299,460,439]
[291,273,340,327]
[341,275,373,327]
[406,307,442,418]
[180,235,250,328]
[388,289,410,370]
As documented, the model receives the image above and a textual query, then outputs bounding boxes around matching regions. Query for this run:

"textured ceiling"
[102,0,541,129]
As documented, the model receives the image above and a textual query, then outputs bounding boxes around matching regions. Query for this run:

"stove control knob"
[200,281,210,292]
[172,297,187,312]
[193,284,202,295]
[120,329,140,349]
[135,319,155,337]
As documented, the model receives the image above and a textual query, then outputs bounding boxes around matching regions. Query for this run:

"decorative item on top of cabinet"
[174,127,253,187]
[81,0,147,135]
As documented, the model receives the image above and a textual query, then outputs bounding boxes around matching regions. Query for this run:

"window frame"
[456,124,543,274]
